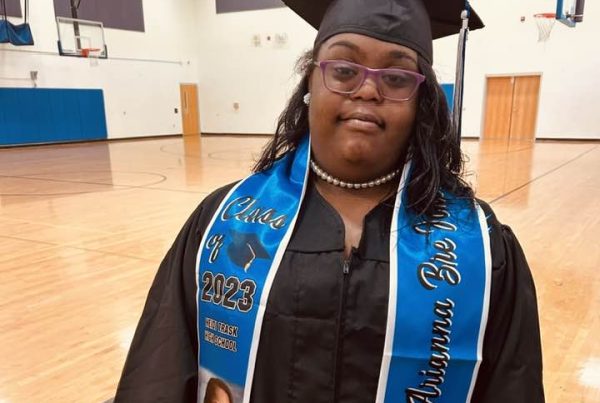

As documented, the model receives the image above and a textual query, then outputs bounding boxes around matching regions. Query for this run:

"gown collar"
[286,183,393,263]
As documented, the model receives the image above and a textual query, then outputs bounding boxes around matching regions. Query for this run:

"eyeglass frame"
[313,59,426,102]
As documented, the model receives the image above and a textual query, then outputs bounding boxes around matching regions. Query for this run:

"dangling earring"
[303,93,311,106]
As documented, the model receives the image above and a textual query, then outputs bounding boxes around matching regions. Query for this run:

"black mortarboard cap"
[227,230,270,271]
[282,0,484,64]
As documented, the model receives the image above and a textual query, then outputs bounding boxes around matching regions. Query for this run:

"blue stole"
[196,134,491,403]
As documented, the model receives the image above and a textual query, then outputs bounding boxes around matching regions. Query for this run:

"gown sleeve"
[114,185,233,403]
[472,202,545,402]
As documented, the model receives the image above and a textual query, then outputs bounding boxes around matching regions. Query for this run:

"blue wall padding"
[0,88,108,146]
[441,83,455,112]
[0,20,34,45]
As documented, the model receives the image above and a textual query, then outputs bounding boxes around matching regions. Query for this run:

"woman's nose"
[350,72,384,103]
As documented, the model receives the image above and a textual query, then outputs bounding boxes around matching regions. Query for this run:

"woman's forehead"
[319,33,419,64]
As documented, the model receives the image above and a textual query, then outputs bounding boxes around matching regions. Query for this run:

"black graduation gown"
[114,182,545,403]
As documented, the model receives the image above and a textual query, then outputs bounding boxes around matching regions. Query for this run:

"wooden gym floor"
[0,135,598,402]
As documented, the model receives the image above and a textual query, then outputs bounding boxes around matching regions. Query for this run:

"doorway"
[483,75,541,141]
[180,84,200,136]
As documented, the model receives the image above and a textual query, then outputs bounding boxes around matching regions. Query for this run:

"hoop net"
[81,48,102,58]
[534,13,556,42]
[81,48,102,67]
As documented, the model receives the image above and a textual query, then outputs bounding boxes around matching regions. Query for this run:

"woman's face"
[308,33,419,182]
[208,386,231,403]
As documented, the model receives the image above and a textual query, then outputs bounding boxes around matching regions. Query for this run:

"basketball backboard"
[56,16,107,58]
[556,0,585,27]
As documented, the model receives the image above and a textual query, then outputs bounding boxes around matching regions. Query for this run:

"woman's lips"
[341,118,382,132]
[338,111,385,132]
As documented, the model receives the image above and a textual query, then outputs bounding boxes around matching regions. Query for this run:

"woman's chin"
[338,139,378,164]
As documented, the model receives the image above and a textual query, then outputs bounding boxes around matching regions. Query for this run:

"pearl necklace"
[310,159,401,189]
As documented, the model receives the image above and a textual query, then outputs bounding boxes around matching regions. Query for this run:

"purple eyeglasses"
[314,60,426,101]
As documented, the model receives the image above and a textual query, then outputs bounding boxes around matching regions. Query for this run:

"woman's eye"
[382,73,411,88]
[333,66,358,79]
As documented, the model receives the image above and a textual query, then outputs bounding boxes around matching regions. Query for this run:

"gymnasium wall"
[0,0,199,142]
[196,0,600,139]
[434,0,600,140]
[195,1,315,135]
[2,1,598,142]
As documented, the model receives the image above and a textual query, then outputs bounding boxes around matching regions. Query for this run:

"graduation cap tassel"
[453,4,470,140]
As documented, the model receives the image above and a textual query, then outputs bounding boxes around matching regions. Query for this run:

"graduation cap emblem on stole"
[227,230,270,272]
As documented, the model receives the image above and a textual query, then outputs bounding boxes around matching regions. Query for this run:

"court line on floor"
[468,143,535,156]
[0,172,209,196]
[1,170,167,184]
[0,233,159,264]
[0,215,116,235]
[489,145,598,205]
[159,142,259,163]
[159,143,203,159]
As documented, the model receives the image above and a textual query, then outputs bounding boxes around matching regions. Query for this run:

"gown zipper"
[333,248,356,401]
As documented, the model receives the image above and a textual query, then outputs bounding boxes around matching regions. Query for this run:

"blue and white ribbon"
[196,134,490,403]
[376,163,491,402]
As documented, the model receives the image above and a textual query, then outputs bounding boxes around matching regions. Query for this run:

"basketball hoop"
[80,47,102,67]
[81,47,101,58]
[81,47,101,64]
[534,13,556,42]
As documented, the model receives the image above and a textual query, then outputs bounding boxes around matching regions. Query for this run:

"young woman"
[115,1,544,402]
[204,378,233,403]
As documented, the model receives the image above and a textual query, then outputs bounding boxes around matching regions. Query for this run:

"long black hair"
[253,48,474,218]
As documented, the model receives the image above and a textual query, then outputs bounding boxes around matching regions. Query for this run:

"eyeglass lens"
[323,61,420,101]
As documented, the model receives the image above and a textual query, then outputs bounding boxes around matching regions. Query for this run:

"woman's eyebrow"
[328,40,361,52]
[388,50,418,65]
[328,41,417,66]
